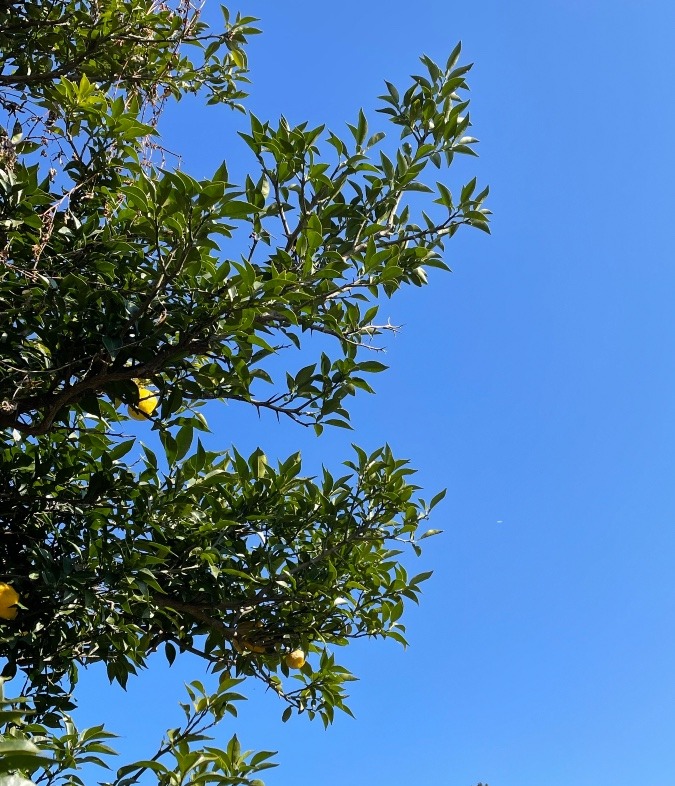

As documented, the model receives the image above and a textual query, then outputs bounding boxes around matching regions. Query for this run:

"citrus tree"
[0,1,490,783]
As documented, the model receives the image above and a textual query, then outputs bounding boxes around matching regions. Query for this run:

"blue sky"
[74,2,675,784]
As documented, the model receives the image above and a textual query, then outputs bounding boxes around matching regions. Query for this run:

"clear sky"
[74,2,675,785]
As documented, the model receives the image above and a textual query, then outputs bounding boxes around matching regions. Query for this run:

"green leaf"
[164,642,177,666]
[175,424,194,462]
[221,200,259,218]
[429,488,447,509]
[0,773,37,786]
[358,361,388,373]
[0,739,54,773]
[109,439,135,461]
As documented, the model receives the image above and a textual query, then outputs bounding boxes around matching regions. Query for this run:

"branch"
[152,593,234,635]
[2,335,209,435]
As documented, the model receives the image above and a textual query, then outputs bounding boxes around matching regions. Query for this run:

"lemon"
[0,583,20,620]
[285,649,305,669]
[127,384,158,420]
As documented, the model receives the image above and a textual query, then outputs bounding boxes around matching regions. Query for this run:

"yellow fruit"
[127,385,158,420]
[0,583,20,620]
[136,387,159,414]
[285,649,305,669]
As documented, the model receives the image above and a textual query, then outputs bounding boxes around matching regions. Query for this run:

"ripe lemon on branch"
[285,649,305,669]
[127,381,159,421]
[0,583,20,620]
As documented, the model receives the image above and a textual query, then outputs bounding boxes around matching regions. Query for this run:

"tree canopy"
[0,1,489,783]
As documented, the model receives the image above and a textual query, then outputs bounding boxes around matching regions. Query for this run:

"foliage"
[0,0,489,783]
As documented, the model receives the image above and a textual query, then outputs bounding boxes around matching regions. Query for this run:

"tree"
[0,1,490,783]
